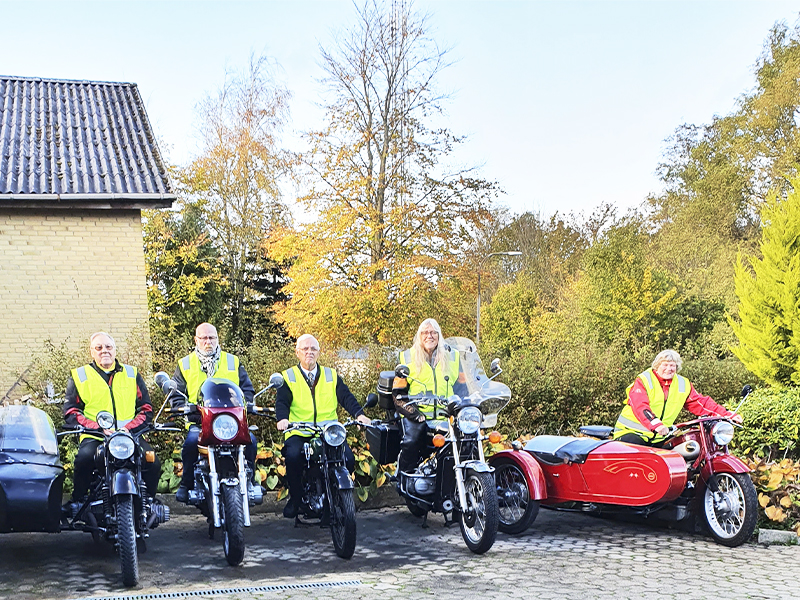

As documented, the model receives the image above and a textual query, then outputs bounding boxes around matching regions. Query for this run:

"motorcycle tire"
[405,497,428,518]
[221,484,246,566]
[458,469,499,555]
[702,471,758,547]
[330,486,357,559]
[493,458,539,534]
[116,494,139,587]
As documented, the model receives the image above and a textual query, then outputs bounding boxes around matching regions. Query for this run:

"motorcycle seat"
[524,435,609,465]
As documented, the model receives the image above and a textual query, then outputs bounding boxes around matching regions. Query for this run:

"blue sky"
[3,1,799,219]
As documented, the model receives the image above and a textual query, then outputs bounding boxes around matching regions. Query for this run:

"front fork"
[448,422,489,513]
[209,446,252,528]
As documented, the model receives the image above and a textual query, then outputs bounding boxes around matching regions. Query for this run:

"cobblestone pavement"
[0,506,797,600]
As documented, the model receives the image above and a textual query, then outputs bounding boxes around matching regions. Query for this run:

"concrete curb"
[160,482,403,515]
[757,528,799,545]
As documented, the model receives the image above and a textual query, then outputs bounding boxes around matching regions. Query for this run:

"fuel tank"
[524,435,687,506]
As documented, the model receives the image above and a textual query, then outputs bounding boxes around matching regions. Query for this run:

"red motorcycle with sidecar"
[490,385,758,547]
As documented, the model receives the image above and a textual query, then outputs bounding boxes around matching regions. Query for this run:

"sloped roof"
[0,75,175,209]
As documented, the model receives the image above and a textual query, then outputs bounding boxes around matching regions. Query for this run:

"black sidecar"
[0,405,65,533]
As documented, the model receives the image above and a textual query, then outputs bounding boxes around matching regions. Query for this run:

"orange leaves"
[748,457,800,531]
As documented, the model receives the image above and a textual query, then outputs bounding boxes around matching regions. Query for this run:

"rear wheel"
[702,472,757,547]
[459,470,499,554]
[221,484,246,565]
[330,481,357,559]
[494,459,539,534]
[116,494,139,587]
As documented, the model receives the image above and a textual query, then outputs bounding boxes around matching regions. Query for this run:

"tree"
[272,0,498,345]
[730,178,800,386]
[182,54,292,346]
[143,201,224,368]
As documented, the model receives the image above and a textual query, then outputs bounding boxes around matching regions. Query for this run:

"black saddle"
[524,435,609,465]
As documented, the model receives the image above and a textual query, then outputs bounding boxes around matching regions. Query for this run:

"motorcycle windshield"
[0,405,59,455]
[446,337,511,416]
[399,337,511,416]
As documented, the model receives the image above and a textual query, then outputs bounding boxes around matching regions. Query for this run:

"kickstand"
[443,512,455,528]
[421,512,429,529]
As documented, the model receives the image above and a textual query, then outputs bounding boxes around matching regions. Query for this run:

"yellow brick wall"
[0,209,150,397]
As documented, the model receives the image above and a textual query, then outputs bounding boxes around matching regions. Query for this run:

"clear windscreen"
[0,405,59,454]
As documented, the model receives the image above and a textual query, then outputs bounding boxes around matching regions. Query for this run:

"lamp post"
[476,250,522,347]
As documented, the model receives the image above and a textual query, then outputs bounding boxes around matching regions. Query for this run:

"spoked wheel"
[330,483,357,559]
[702,472,757,547]
[494,459,539,534]
[221,484,246,566]
[459,470,499,554]
[115,494,139,587]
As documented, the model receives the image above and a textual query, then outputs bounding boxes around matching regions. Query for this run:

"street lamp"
[476,251,522,347]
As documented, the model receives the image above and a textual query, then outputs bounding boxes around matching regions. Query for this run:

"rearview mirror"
[741,384,753,397]
[364,392,379,409]
[395,364,410,378]
[490,358,501,374]
[269,372,284,388]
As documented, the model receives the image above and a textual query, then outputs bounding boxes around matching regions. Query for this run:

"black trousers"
[181,426,257,488]
[282,435,355,501]
[398,417,428,474]
[72,437,161,500]
[616,432,667,448]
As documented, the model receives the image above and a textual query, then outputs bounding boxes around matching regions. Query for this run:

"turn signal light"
[432,434,446,448]
[488,431,502,444]
[145,451,155,463]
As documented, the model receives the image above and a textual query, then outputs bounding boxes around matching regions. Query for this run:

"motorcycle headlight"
[108,433,135,460]
[323,422,347,447]
[457,406,482,435]
[711,421,735,446]
[212,414,239,441]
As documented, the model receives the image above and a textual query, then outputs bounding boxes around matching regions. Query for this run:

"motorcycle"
[281,419,360,559]
[491,385,758,547]
[364,336,509,555]
[156,371,283,566]
[60,408,172,587]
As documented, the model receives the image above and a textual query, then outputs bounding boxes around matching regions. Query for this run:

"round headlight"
[108,433,135,460]
[457,406,482,435]
[96,411,115,430]
[323,422,347,447]
[212,414,239,441]
[711,421,735,446]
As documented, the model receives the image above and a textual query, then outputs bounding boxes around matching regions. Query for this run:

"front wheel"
[494,458,539,534]
[116,494,139,587]
[702,472,757,547]
[330,484,357,559]
[459,470,499,554]
[221,484,246,566]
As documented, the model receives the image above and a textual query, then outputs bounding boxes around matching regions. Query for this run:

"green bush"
[734,386,800,460]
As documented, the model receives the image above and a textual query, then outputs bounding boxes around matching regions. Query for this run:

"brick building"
[0,75,175,397]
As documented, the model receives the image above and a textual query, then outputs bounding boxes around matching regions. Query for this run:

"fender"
[461,460,494,474]
[111,469,140,496]
[705,453,750,476]
[489,450,547,500]
[331,465,353,490]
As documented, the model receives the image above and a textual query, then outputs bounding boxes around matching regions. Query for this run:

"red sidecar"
[490,417,758,547]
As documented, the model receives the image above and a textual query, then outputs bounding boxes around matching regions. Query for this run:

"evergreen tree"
[730,178,800,385]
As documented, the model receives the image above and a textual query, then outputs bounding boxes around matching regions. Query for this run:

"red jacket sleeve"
[684,384,734,418]
[626,378,663,431]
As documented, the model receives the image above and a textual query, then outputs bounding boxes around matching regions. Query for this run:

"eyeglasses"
[196,336,218,341]
[420,330,439,338]
[92,345,115,351]
[298,346,320,352]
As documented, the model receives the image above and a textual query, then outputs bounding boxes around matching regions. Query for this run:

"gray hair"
[89,331,116,348]
[410,318,450,374]
[296,334,320,350]
[652,349,682,371]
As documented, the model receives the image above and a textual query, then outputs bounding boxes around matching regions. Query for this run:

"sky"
[2,0,799,219]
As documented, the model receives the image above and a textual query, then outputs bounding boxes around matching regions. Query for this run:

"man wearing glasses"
[63,332,160,514]
[276,334,371,518]
[169,322,256,503]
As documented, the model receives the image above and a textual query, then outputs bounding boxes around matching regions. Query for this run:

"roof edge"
[0,74,136,87]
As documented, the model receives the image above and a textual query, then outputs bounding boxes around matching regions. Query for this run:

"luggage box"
[365,423,400,465]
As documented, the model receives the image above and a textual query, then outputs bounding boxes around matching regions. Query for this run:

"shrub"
[746,458,800,534]
[734,386,800,460]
